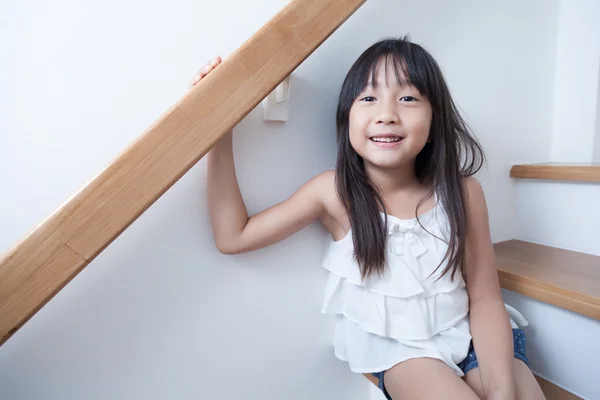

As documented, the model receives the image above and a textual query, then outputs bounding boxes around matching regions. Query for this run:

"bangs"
[347,40,435,103]
[367,53,412,89]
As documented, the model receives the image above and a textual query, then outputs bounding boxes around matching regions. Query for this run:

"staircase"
[500,163,599,399]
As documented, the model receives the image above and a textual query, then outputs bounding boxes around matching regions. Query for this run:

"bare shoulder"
[462,176,491,233]
[463,176,487,209]
[463,175,482,194]
[288,169,333,201]
[307,169,336,190]
[309,170,341,208]
[286,169,334,214]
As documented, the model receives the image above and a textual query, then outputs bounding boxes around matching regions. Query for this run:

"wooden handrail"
[0,0,366,346]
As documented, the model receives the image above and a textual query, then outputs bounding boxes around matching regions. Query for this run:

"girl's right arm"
[194,56,329,254]
[207,133,329,254]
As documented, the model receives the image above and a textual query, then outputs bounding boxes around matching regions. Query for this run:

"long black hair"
[335,37,484,280]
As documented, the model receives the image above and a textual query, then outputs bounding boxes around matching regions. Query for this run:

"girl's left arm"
[463,177,515,400]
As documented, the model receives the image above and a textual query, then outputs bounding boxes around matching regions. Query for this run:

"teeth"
[371,137,401,143]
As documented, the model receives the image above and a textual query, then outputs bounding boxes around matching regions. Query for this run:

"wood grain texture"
[0,0,367,346]
[510,163,600,182]
[495,240,600,320]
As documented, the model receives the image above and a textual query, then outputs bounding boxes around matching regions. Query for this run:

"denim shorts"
[371,328,529,400]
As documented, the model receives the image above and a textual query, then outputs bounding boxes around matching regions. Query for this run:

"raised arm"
[194,57,329,254]
[208,133,330,253]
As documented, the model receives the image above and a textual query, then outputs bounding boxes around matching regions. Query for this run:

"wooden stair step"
[510,163,600,183]
[494,240,600,320]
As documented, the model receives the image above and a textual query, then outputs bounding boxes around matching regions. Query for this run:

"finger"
[189,72,203,88]
[189,58,220,89]
[197,66,210,78]
[209,56,222,67]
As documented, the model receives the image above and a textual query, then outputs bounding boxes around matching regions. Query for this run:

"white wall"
[595,66,600,161]
[550,0,600,162]
[0,0,559,399]
[515,180,600,257]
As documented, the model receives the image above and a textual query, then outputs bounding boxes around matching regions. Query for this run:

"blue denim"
[371,329,529,400]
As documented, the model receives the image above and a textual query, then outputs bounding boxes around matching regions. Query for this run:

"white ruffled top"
[321,201,528,374]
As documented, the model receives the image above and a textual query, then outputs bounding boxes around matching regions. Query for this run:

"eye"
[400,96,417,102]
[360,96,376,102]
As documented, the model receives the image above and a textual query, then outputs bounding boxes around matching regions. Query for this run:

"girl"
[191,38,545,399]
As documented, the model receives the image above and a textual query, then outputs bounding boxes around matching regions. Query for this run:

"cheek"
[348,127,363,156]
[348,108,367,148]
[408,109,433,143]
[416,118,432,139]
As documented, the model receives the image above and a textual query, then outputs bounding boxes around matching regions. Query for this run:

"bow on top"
[387,222,428,258]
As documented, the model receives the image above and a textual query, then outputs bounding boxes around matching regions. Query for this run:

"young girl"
[191,38,545,400]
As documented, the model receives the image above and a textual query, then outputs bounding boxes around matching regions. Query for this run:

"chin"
[364,156,411,170]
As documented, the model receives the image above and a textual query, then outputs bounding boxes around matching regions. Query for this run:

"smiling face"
[348,58,433,172]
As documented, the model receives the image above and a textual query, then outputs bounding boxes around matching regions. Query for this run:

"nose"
[376,100,400,125]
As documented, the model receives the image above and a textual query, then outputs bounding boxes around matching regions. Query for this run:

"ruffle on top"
[321,205,469,341]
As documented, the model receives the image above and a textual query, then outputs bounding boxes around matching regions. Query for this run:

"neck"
[364,162,420,195]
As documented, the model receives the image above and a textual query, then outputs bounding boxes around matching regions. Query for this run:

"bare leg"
[463,368,485,399]
[383,358,481,400]
[464,359,546,400]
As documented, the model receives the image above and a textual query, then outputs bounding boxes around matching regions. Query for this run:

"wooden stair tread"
[510,163,600,182]
[495,240,600,320]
